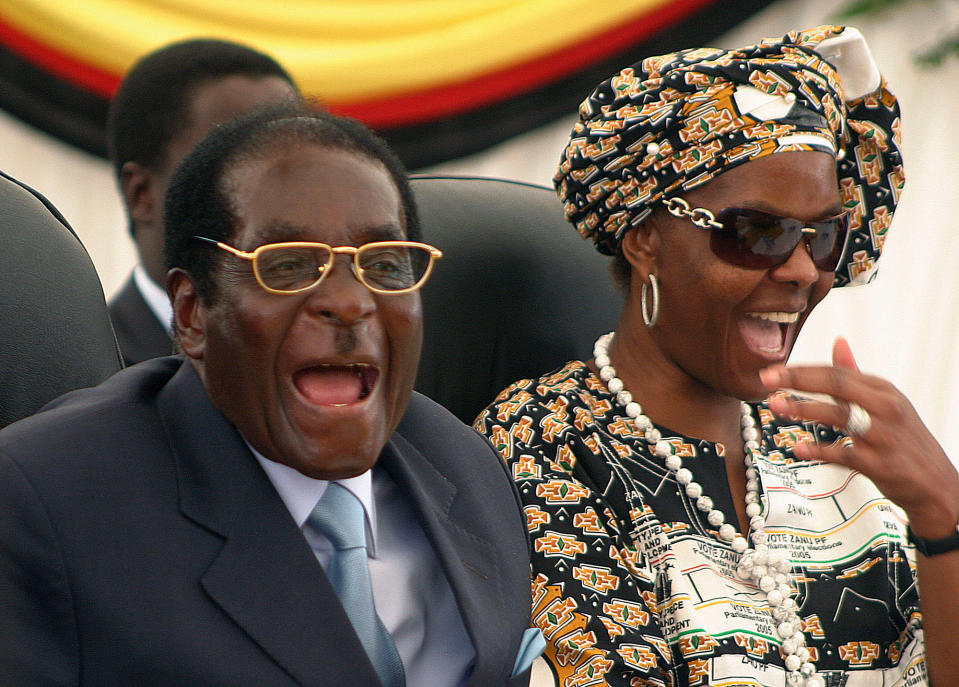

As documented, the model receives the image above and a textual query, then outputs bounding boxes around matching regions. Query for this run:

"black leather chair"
[0,171,122,428]
[412,175,624,425]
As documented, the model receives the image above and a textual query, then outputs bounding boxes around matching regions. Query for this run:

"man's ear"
[119,161,158,226]
[168,268,206,360]
[620,218,662,281]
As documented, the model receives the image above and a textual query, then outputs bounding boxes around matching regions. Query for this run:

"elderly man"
[107,38,300,365]
[0,106,537,686]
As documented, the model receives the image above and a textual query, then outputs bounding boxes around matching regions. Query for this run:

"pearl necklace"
[593,332,823,687]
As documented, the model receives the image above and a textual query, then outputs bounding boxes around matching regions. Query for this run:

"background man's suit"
[108,275,174,365]
[0,357,533,686]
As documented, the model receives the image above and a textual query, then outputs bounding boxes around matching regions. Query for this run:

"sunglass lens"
[257,246,330,292]
[713,208,800,269]
[713,208,848,272]
[808,215,849,271]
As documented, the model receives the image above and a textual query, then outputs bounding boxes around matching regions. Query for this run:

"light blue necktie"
[308,483,405,687]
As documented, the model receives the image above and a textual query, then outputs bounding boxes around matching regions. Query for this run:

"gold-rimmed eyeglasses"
[193,236,443,295]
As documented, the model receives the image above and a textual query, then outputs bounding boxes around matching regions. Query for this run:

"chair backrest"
[412,175,623,424]
[0,171,122,428]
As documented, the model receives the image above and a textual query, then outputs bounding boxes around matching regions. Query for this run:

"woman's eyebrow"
[732,199,844,219]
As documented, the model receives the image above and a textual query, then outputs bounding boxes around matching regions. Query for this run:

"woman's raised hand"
[760,338,959,539]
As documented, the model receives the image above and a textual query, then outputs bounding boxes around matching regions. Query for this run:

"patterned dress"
[475,361,927,687]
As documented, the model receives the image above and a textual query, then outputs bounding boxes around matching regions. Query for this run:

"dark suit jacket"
[0,358,533,686]
[107,275,174,366]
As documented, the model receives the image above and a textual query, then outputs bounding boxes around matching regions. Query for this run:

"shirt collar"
[246,440,377,552]
[132,264,174,336]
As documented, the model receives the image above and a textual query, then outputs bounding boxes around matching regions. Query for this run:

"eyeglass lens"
[712,208,849,271]
[255,243,432,293]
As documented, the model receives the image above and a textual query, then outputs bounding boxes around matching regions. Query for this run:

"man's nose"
[304,255,376,324]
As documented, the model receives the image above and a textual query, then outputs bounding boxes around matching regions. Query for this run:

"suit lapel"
[157,361,381,687]
[380,434,513,686]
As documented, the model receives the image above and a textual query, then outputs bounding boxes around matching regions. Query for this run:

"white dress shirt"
[132,264,173,336]
[252,447,475,686]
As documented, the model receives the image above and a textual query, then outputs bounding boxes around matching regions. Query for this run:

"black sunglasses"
[664,198,850,271]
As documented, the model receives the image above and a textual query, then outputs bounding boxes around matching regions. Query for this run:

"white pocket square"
[511,627,547,677]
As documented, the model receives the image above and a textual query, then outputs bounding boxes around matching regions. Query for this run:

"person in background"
[106,38,300,365]
[0,104,540,686]
[477,25,958,687]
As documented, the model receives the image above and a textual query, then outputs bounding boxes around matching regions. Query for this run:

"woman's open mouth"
[740,311,800,356]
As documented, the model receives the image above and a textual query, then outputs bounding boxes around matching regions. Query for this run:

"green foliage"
[833,0,958,67]
[834,0,905,18]
[916,30,959,65]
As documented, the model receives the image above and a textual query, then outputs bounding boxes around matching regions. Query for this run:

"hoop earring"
[641,274,659,328]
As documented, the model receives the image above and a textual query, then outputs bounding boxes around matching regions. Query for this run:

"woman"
[476,26,959,687]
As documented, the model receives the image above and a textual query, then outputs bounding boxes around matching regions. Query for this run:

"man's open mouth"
[292,364,379,406]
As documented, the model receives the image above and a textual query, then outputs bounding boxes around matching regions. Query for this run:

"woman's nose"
[769,237,820,288]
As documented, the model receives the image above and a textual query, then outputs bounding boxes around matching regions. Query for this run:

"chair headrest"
[412,175,623,424]
[0,171,122,428]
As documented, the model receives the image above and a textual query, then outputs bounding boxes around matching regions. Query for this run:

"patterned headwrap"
[554,25,904,287]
